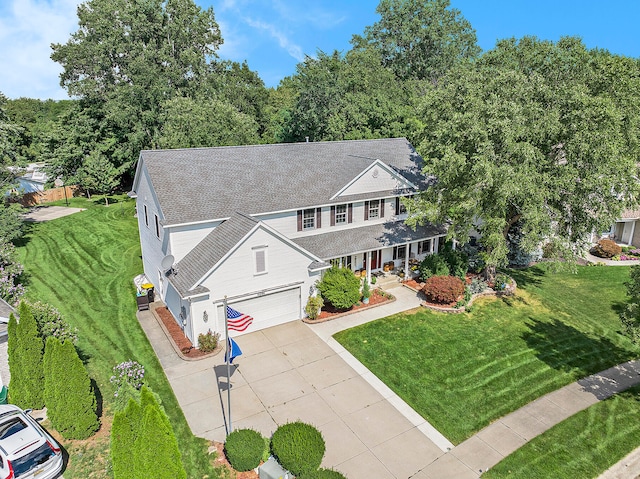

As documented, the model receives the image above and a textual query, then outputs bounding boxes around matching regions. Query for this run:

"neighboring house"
[15,163,48,193]
[592,209,640,247]
[130,138,446,342]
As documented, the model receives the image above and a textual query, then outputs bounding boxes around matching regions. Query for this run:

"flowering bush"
[631,249,640,256]
[618,255,640,261]
[110,360,145,396]
[197,330,220,352]
[0,241,24,305]
[26,300,78,345]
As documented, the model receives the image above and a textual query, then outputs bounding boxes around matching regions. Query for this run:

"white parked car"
[0,405,63,479]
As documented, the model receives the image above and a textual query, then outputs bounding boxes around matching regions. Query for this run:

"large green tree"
[408,37,640,271]
[358,0,480,82]
[283,48,414,142]
[51,0,223,177]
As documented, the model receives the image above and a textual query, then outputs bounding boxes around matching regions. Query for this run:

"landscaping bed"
[154,306,222,360]
[303,288,395,323]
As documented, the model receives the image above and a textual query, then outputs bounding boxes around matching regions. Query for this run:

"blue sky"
[1,0,639,100]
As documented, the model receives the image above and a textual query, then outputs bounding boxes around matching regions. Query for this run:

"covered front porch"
[292,220,448,284]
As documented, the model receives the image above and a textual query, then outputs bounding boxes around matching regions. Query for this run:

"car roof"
[0,407,45,457]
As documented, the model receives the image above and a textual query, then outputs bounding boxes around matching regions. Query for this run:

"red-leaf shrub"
[422,275,465,304]
[591,239,621,258]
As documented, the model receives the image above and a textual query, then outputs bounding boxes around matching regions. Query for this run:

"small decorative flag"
[225,337,243,363]
[226,306,254,332]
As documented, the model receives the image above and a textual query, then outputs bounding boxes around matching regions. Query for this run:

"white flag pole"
[223,296,232,434]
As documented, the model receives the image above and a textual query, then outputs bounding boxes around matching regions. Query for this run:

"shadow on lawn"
[522,317,636,377]
[508,266,546,289]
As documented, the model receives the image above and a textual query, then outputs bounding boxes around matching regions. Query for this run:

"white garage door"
[222,287,301,336]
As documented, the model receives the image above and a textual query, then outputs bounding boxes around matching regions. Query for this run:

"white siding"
[337,164,410,197]
[191,225,320,337]
[169,222,220,262]
[136,165,170,299]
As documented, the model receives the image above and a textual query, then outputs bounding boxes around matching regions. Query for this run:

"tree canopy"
[407,37,640,268]
[358,0,480,82]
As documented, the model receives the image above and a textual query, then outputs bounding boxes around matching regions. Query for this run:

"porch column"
[629,221,636,246]
[366,251,372,284]
[404,242,410,277]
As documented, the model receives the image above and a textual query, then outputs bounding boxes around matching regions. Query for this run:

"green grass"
[484,384,640,479]
[334,265,640,444]
[16,196,219,479]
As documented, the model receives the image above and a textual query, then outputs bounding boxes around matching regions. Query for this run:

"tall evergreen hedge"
[111,386,186,479]
[8,302,44,408]
[44,337,99,439]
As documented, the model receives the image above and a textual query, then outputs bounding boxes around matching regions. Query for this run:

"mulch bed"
[310,289,394,322]
[154,306,219,359]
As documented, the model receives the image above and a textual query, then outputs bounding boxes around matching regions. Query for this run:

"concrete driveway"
[139,286,452,478]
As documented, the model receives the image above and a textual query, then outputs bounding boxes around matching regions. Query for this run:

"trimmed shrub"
[44,337,99,439]
[592,239,622,258]
[422,275,465,304]
[112,386,185,479]
[197,330,220,352]
[317,267,361,310]
[620,303,640,344]
[299,469,348,479]
[418,253,450,280]
[111,398,142,479]
[362,278,370,300]
[305,295,324,320]
[271,422,325,476]
[8,302,45,409]
[225,428,266,471]
[26,300,78,345]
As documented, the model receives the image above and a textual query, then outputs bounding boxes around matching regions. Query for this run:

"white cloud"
[0,0,81,100]
[243,17,305,62]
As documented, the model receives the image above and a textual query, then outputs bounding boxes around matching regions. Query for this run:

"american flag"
[226,306,254,332]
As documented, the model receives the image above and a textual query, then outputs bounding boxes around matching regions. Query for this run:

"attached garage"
[217,286,302,336]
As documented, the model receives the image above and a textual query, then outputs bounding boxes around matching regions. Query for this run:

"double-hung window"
[393,245,407,260]
[335,204,347,224]
[302,208,315,230]
[368,200,380,219]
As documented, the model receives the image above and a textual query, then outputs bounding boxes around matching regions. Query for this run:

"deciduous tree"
[408,37,640,272]
[358,0,480,82]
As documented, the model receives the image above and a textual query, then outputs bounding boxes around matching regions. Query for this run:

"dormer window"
[335,204,347,224]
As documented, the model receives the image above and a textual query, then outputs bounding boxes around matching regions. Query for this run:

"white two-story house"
[130,138,446,343]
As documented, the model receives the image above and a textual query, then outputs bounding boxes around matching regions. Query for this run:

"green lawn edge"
[16,196,220,479]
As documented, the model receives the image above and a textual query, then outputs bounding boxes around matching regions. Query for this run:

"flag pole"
[223,296,232,434]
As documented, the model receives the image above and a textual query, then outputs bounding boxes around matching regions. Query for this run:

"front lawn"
[16,196,219,478]
[484,384,640,479]
[334,265,640,444]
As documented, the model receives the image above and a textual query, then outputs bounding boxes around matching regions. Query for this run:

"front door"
[370,250,382,270]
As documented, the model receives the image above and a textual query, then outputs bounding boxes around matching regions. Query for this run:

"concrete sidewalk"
[139,284,640,478]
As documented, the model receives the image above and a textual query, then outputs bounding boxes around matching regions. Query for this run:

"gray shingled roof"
[292,220,447,260]
[138,138,425,226]
[167,213,259,297]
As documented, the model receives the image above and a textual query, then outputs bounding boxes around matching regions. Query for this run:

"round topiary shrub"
[271,422,325,476]
[592,239,622,258]
[316,266,361,310]
[224,428,266,472]
[299,468,348,479]
[422,275,465,304]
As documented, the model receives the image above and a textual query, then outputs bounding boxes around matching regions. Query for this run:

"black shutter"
[316,207,322,229]
[364,201,369,220]
[380,199,385,218]
[395,197,400,213]
[348,204,353,223]
[330,205,335,226]
[297,210,302,231]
